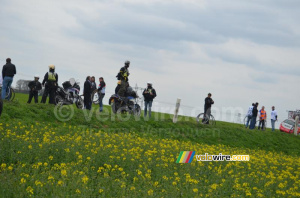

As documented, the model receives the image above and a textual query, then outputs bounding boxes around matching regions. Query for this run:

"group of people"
[1,58,280,128]
[83,76,106,111]
[245,103,278,131]
[114,60,157,118]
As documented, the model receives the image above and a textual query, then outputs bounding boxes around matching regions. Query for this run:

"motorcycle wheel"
[55,95,64,106]
[133,104,141,117]
[76,97,84,109]
[111,102,117,114]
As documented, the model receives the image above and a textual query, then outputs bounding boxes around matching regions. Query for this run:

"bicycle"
[91,89,99,105]
[0,86,15,101]
[196,113,216,125]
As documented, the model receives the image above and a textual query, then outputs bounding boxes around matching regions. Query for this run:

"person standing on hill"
[2,58,16,100]
[271,106,278,132]
[245,103,254,128]
[84,76,92,110]
[204,93,214,124]
[97,77,106,112]
[143,81,157,118]
[258,106,267,130]
[117,60,130,97]
[91,76,97,91]
[249,102,259,130]
[41,65,58,104]
[27,75,42,104]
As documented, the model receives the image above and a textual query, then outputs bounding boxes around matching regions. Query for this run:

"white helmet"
[49,64,55,70]
[147,81,153,85]
[34,74,40,78]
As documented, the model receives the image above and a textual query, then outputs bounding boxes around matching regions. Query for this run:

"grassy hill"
[0,93,299,197]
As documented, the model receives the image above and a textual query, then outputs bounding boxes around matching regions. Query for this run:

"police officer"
[117,60,130,97]
[41,65,58,104]
[27,74,42,104]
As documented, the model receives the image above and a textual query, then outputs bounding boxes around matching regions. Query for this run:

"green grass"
[1,93,300,156]
[0,93,300,197]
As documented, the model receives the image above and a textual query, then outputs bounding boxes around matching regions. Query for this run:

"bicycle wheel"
[197,113,209,124]
[210,115,216,125]
[91,90,99,104]
[9,88,15,101]
[244,116,248,127]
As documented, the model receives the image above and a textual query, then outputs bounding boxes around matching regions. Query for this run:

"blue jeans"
[245,115,252,128]
[249,116,257,130]
[271,119,276,131]
[99,93,105,112]
[144,100,153,118]
[1,76,13,100]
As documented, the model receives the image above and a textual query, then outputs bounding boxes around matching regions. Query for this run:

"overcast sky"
[0,0,299,123]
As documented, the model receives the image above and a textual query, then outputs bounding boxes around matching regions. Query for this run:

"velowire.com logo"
[176,151,250,163]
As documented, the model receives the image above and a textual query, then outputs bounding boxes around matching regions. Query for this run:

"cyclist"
[116,60,130,97]
[41,65,58,104]
[204,93,214,124]
[1,58,17,100]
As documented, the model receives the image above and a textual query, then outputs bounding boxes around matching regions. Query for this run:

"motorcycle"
[55,78,84,109]
[109,86,141,116]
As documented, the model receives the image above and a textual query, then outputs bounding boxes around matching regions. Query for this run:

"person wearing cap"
[2,58,16,100]
[97,77,106,112]
[117,60,130,97]
[249,102,259,130]
[204,93,214,124]
[258,106,267,130]
[27,75,42,104]
[270,106,278,132]
[143,82,157,118]
[41,64,58,104]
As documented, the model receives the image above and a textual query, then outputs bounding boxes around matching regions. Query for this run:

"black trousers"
[28,91,38,104]
[258,120,265,130]
[84,95,92,110]
[41,84,56,104]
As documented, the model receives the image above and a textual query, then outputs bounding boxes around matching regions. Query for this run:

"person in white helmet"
[142,81,157,118]
[41,64,58,104]
[27,74,42,104]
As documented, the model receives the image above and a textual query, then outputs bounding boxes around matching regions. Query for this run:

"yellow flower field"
[0,122,299,197]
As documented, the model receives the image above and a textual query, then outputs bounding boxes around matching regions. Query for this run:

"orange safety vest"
[260,110,266,120]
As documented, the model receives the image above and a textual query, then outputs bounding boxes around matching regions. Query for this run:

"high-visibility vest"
[48,72,56,81]
[260,110,266,120]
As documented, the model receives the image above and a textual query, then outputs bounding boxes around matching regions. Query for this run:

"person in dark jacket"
[41,65,58,104]
[117,60,130,97]
[143,82,157,118]
[91,76,97,91]
[249,102,259,130]
[97,77,106,112]
[204,93,214,124]
[84,76,92,110]
[1,58,16,100]
[115,80,121,94]
[27,75,42,104]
